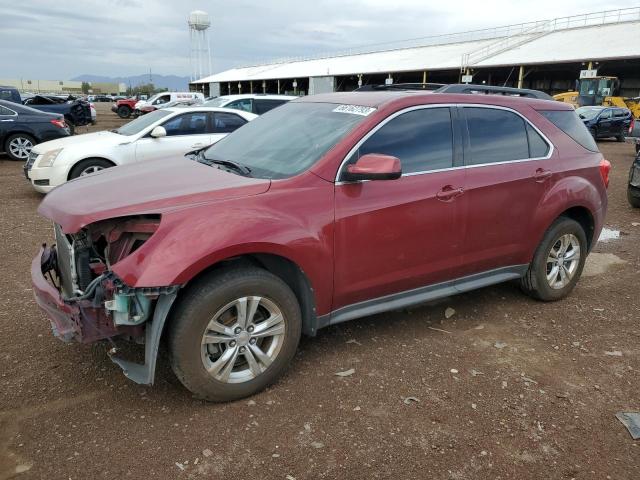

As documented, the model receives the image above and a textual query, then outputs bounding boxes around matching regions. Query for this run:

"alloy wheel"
[546,233,581,289]
[80,165,104,176]
[200,296,285,383]
[9,137,33,159]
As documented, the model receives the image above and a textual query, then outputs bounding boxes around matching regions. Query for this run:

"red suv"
[32,89,609,401]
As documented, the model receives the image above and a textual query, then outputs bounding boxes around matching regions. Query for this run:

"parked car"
[204,94,297,115]
[134,92,205,116]
[0,100,69,161]
[31,90,609,401]
[93,95,113,102]
[1,87,91,134]
[25,106,256,192]
[627,119,640,208]
[111,97,139,118]
[112,93,205,118]
[576,106,633,141]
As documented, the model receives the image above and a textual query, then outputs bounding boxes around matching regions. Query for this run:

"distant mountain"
[71,74,191,91]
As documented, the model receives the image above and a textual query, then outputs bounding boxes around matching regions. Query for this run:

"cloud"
[0,0,631,79]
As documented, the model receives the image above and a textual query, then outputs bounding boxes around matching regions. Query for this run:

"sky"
[0,0,632,80]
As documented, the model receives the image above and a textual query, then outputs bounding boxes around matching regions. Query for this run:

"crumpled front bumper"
[31,245,122,343]
[31,245,179,385]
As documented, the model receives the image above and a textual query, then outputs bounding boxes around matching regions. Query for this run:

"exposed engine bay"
[36,215,179,384]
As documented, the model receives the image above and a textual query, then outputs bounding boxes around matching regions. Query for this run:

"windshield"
[575,107,603,120]
[203,102,370,179]
[114,110,172,136]
[203,97,229,107]
[579,78,613,96]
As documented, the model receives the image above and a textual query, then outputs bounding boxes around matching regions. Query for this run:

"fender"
[527,173,606,258]
[111,181,335,315]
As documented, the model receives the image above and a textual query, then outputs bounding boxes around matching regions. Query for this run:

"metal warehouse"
[192,8,640,97]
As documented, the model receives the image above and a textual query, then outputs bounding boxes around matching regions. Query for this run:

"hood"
[38,157,271,233]
[32,131,125,154]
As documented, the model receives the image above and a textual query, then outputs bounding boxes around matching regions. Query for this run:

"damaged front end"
[31,215,179,385]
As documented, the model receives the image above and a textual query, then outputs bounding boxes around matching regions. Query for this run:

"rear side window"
[254,99,288,115]
[526,124,550,158]
[540,110,598,152]
[464,108,529,164]
[352,107,453,174]
[614,109,628,118]
[211,112,247,133]
[0,105,15,115]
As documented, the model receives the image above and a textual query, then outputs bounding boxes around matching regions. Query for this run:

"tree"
[81,82,91,94]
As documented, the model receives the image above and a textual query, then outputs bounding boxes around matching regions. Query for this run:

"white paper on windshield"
[332,105,376,116]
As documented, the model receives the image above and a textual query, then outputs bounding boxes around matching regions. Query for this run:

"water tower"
[188,10,212,82]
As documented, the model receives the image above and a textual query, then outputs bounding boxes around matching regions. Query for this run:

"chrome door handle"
[0,119,14,122]
[436,185,464,202]
[534,168,552,182]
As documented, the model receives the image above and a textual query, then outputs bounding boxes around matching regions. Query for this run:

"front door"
[333,106,466,310]
[458,106,554,276]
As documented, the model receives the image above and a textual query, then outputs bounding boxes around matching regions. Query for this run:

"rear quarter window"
[540,110,598,152]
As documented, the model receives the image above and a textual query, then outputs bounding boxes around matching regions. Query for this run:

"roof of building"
[194,8,640,84]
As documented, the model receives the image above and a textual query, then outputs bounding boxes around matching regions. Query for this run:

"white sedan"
[26,106,257,193]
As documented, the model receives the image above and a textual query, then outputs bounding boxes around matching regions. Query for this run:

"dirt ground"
[0,103,639,479]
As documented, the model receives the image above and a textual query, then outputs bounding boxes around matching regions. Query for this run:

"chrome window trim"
[335,103,554,185]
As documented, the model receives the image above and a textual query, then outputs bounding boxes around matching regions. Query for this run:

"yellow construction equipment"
[554,76,640,118]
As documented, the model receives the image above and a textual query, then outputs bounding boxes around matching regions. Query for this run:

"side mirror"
[343,153,402,182]
[150,126,167,138]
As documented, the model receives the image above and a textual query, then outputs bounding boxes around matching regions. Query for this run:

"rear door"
[612,109,628,137]
[0,104,17,144]
[333,106,467,309]
[458,106,553,277]
[135,111,214,162]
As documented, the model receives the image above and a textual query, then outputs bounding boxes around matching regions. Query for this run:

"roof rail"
[434,84,553,100]
[355,83,446,92]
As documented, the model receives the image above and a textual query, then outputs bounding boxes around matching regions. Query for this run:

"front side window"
[161,112,208,136]
[464,108,529,164]
[346,107,453,174]
[600,109,613,120]
[115,109,172,136]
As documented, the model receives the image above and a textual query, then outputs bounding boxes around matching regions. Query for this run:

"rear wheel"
[168,267,302,402]
[520,217,588,301]
[117,105,131,118]
[5,133,35,161]
[68,158,114,179]
[616,134,625,142]
[628,186,640,208]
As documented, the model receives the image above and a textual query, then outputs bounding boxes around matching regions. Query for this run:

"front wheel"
[68,158,114,179]
[520,217,588,301]
[168,267,302,402]
[616,134,625,143]
[628,187,640,208]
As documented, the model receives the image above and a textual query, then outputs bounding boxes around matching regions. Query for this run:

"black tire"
[168,267,302,402]
[117,105,131,118]
[4,133,36,161]
[66,121,76,136]
[616,134,625,143]
[520,217,588,301]
[589,128,597,141]
[68,158,114,179]
[628,187,640,208]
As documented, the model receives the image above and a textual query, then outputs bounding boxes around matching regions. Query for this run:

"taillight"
[630,117,635,135]
[51,118,67,129]
[599,158,611,188]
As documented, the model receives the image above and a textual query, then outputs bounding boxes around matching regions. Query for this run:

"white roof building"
[193,8,640,96]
